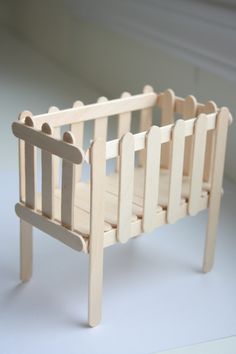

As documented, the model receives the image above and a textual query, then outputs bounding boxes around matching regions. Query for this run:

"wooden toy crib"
[12,85,232,327]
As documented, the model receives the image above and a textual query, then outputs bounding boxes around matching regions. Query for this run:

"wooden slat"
[32,92,157,128]
[203,108,230,272]
[16,203,85,252]
[94,97,108,141]
[198,101,218,183]
[24,117,36,209]
[116,92,132,170]
[157,93,205,115]
[18,111,32,203]
[188,114,208,216]
[139,85,154,167]
[182,95,197,175]
[167,119,185,224]
[61,132,76,230]
[101,113,217,161]
[117,133,135,243]
[48,106,61,189]
[12,121,83,164]
[71,100,84,182]
[160,89,175,169]
[41,123,54,218]
[142,126,161,232]
[89,139,106,327]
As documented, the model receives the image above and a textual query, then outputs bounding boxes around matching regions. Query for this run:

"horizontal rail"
[12,122,84,164]
[32,92,157,128]
[15,203,85,252]
[86,113,216,162]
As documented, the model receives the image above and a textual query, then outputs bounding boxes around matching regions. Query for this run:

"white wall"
[2,0,236,182]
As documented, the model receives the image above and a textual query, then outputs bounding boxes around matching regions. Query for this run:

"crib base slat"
[15,203,86,252]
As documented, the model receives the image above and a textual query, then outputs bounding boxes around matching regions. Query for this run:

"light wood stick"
[48,106,61,189]
[203,108,230,272]
[61,132,76,230]
[188,114,208,216]
[71,100,84,183]
[32,92,157,128]
[160,89,175,169]
[41,123,54,218]
[139,85,154,167]
[24,117,36,209]
[142,126,161,232]
[89,139,106,327]
[167,119,185,224]
[198,101,218,183]
[117,133,135,243]
[182,95,197,175]
[12,121,83,164]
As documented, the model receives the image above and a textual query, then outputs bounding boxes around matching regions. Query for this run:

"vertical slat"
[48,106,61,189]
[139,85,154,167]
[167,119,185,224]
[182,95,197,175]
[20,219,33,282]
[24,117,36,209]
[117,133,135,243]
[41,123,54,218]
[89,139,106,327]
[71,100,84,182]
[94,97,108,141]
[188,114,208,216]
[142,126,161,233]
[116,92,132,170]
[61,132,75,230]
[18,110,32,203]
[203,108,230,272]
[160,89,175,169]
[198,101,218,183]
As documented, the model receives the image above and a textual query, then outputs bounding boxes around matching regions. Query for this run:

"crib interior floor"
[45,168,210,237]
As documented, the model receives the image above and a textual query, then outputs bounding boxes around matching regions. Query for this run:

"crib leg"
[88,244,104,327]
[202,193,222,273]
[20,219,33,282]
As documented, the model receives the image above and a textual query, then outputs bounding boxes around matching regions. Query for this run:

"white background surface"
[0,29,236,354]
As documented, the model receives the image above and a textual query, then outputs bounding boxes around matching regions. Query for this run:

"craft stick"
[203,108,230,272]
[48,106,61,189]
[167,119,185,224]
[182,95,197,175]
[12,121,83,164]
[41,123,54,218]
[24,117,36,209]
[61,132,76,229]
[18,110,33,202]
[188,114,208,216]
[139,85,154,167]
[116,92,132,170]
[89,139,106,327]
[117,133,135,243]
[71,100,84,182]
[142,126,161,232]
[32,92,157,128]
[160,89,175,169]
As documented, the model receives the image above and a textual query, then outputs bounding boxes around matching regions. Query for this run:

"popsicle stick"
[61,132,75,229]
[48,106,61,189]
[182,95,197,175]
[188,114,208,216]
[142,126,161,232]
[203,108,230,272]
[139,85,154,167]
[89,139,106,327]
[167,119,185,224]
[41,123,54,218]
[71,100,84,182]
[160,89,175,169]
[117,133,135,243]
